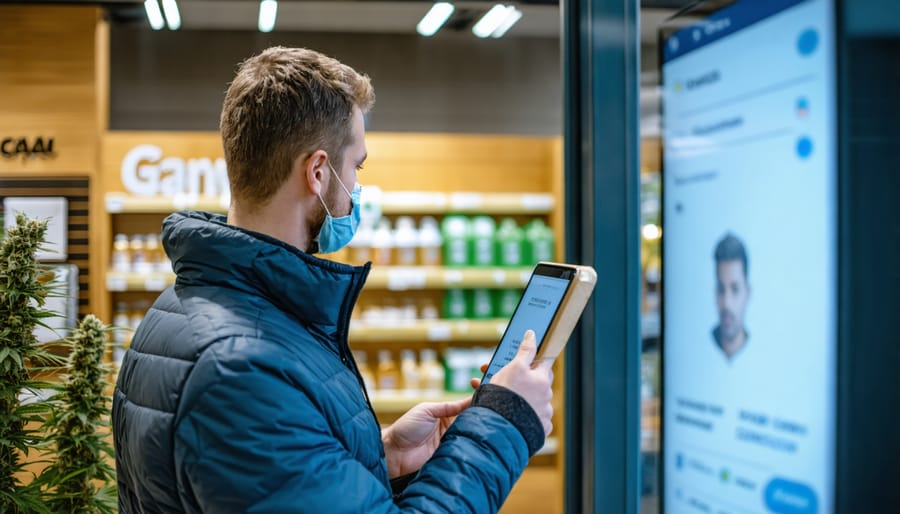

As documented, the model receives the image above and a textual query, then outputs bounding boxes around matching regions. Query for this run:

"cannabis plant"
[0,214,58,513]
[39,314,116,514]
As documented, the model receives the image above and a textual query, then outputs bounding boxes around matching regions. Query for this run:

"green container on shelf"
[495,218,524,267]
[524,219,555,264]
[470,216,496,266]
[493,289,522,319]
[443,289,467,319]
[467,288,494,319]
[441,215,471,267]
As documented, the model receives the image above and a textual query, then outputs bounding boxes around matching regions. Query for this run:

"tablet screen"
[482,265,573,384]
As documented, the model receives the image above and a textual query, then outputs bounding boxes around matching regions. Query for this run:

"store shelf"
[105,193,228,214]
[536,436,559,456]
[107,267,532,292]
[369,391,472,412]
[350,319,508,343]
[106,271,174,291]
[379,192,554,215]
[105,192,554,215]
[367,266,532,290]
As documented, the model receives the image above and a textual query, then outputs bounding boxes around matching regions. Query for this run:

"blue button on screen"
[797,28,819,56]
[764,478,818,514]
[797,136,814,159]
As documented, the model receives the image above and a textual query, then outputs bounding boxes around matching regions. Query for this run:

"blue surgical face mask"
[315,164,361,254]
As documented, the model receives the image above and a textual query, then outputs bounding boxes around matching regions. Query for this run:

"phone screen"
[482,264,575,384]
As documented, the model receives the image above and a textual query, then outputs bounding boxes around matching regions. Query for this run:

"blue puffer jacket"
[113,211,543,513]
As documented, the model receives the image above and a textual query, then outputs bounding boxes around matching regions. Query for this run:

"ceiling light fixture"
[258,0,278,33]
[490,6,522,38]
[161,0,181,30]
[143,0,165,30]
[472,4,523,39]
[417,2,455,37]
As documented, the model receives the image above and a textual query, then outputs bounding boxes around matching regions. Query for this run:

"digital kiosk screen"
[662,1,836,512]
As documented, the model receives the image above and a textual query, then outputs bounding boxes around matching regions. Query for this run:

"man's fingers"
[514,330,538,364]
[425,396,472,418]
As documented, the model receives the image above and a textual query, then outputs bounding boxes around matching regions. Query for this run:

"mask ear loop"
[328,163,353,198]
[317,163,341,217]
[317,193,333,217]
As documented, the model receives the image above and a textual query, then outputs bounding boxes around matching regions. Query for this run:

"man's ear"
[299,149,329,196]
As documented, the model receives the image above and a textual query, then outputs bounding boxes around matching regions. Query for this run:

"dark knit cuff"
[472,383,545,456]
[390,472,416,498]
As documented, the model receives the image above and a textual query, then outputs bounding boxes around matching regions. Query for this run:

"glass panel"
[639,6,674,514]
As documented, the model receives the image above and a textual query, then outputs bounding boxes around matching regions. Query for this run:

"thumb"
[514,330,538,365]
[424,396,472,418]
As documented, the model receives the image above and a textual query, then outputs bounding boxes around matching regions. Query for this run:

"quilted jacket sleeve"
[174,357,535,514]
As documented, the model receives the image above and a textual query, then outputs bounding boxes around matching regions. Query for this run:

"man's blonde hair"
[220,47,375,206]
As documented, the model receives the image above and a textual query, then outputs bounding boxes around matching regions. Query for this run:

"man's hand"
[486,330,555,435]
[382,396,471,479]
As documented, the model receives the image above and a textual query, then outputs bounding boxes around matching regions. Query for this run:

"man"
[712,233,751,359]
[112,47,554,513]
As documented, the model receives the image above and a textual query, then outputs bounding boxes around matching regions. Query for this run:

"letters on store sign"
[121,144,230,198]
[1,137,55,159]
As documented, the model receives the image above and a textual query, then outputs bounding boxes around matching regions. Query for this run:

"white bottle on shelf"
[400,296,418,323]
[393,216,419,266]
[417,216,443,266]
[129,235,150,275]
[376,350,400,392]
[112,234,131,273]
[112,302,130,367]
[471,216,496,267]
[418,297,440,320]
[381,296,401,326]
[353,350,376,393]
[371,218,394,266]
[348,221,375,265]
[420,348,445,395]
[359,185,383,227]
[130,301,150,334]
[144,233,163,273]
[400,349,421,396]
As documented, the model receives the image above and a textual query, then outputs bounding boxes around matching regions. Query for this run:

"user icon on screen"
[712,234,750,359]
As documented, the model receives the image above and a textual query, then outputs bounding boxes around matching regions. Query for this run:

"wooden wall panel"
[364,133,556,193]
[0,6,100,174]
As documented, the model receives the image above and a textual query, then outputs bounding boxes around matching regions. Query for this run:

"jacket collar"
[161,211,369,339]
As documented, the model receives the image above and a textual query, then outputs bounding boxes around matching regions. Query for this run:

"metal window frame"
[562,0,642,513]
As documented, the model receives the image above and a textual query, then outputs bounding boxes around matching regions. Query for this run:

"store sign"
[1,136,55,159]
[121,144,229,198]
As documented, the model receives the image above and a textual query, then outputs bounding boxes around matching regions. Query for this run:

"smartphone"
[481,262,597,384]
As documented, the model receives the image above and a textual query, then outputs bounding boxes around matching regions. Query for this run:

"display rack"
[106,266,535,292]
[105,191,554,216]
[349,319,509,343]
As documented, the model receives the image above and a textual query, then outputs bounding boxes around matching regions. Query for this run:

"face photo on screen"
[712,233,751,360]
